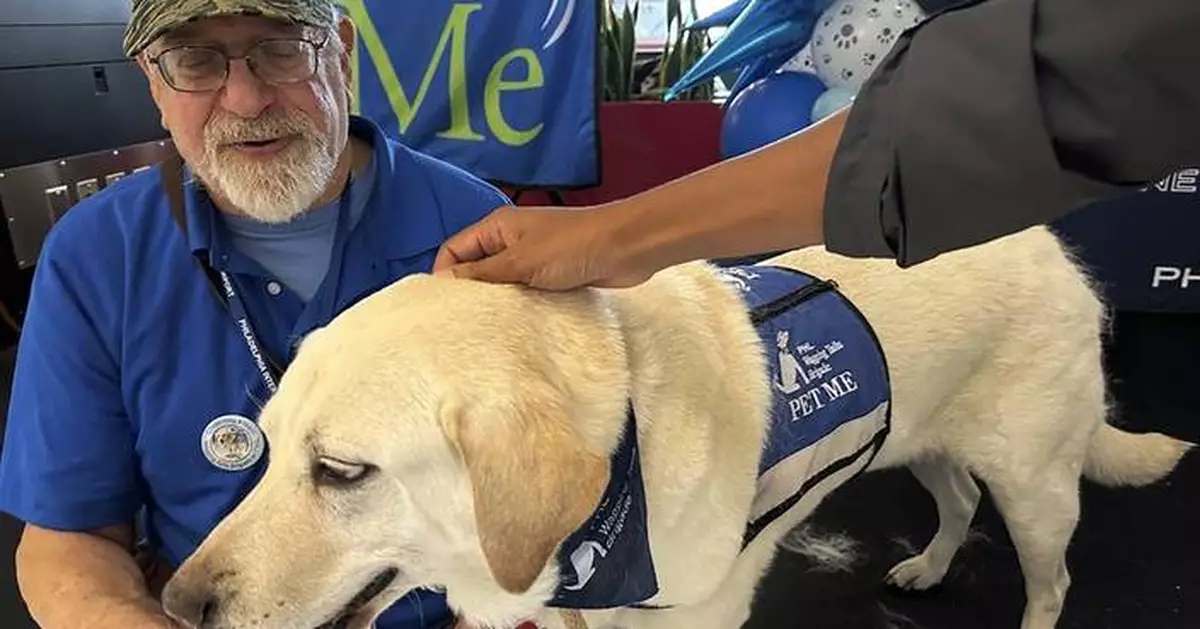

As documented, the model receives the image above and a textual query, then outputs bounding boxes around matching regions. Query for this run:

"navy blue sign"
[1053,167,1200,313]
[339,0,599,188]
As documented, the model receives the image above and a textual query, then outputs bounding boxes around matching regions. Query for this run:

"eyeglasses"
[147,36,330,93]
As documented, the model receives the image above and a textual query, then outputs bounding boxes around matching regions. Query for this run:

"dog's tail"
[1083,423,1194,487]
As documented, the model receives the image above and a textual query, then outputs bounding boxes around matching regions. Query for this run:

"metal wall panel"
[0,138,177,268]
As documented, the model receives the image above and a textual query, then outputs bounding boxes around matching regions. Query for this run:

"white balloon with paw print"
[810,0,927,92]
[780,42,816,76]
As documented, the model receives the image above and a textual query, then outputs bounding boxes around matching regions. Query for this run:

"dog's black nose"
[161,582,220,628]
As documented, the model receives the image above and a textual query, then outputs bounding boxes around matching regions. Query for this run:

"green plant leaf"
[600,0,713,102]
[619,3,636,99]
[602,3,625,100]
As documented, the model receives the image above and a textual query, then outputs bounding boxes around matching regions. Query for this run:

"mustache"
[205,111,316,146]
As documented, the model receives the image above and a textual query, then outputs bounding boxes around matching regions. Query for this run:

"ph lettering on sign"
[1151,266,1200,289]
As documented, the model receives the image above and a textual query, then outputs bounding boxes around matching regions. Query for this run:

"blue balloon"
[724,43,805,102]
[665,0,829,101]
[811,87,856,121]
[688,0,752,30]
[720,72,827,159]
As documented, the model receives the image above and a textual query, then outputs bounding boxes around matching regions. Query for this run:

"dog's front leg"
[526,609,626,629]
[525,609,580,629]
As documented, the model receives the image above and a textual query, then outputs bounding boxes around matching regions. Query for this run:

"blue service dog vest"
[547,265,892,611]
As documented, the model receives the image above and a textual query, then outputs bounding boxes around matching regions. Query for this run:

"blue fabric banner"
[1053,167,1200,314]
[339,0,599,188]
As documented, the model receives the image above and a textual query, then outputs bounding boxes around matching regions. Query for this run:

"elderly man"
[0,1,507,628]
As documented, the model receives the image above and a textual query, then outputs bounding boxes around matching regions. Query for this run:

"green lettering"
[484,49,545,147]
[340,1,484,140]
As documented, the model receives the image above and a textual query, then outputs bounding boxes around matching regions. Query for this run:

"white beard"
[196,110,342,224]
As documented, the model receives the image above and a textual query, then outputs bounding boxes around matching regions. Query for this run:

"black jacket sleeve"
[821,0,1200,266]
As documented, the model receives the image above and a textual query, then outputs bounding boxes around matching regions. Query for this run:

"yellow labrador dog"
[162,226,1191,629]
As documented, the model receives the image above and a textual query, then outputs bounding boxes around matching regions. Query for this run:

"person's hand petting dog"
[433,205,656,291]
[434,111,845,290]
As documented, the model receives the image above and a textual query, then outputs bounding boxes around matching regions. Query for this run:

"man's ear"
[134,50,153,76]
[336,15,357,79]
[137,54,160,95]
[135,52,169,128]
[441,394,609,594]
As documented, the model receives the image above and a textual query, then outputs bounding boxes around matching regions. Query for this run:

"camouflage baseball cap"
[123,0,337,56]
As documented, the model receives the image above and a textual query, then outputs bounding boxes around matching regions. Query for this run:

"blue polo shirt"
[0,115,507,628]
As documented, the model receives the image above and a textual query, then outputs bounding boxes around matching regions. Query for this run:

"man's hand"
[15,524,182,629]
[433,205,653,291]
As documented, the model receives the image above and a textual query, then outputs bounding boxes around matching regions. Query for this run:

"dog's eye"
[312,457,375,487]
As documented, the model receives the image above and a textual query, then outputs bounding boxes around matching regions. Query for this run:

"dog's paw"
[884,554,946,591]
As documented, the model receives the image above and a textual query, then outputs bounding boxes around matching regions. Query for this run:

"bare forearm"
[16,527,174,628]
[604,109,847,272]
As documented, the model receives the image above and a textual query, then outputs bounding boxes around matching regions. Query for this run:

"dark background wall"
[0,0,165,170]
[0,0,168,348]
[0,348,23,628]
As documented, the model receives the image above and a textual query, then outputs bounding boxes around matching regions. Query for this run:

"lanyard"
[161,152,352,394]
[214,268,283,394]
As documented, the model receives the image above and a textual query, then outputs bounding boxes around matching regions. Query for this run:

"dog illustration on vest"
[773,330,806,395]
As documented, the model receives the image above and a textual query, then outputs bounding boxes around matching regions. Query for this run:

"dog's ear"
[441,394,609,594]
